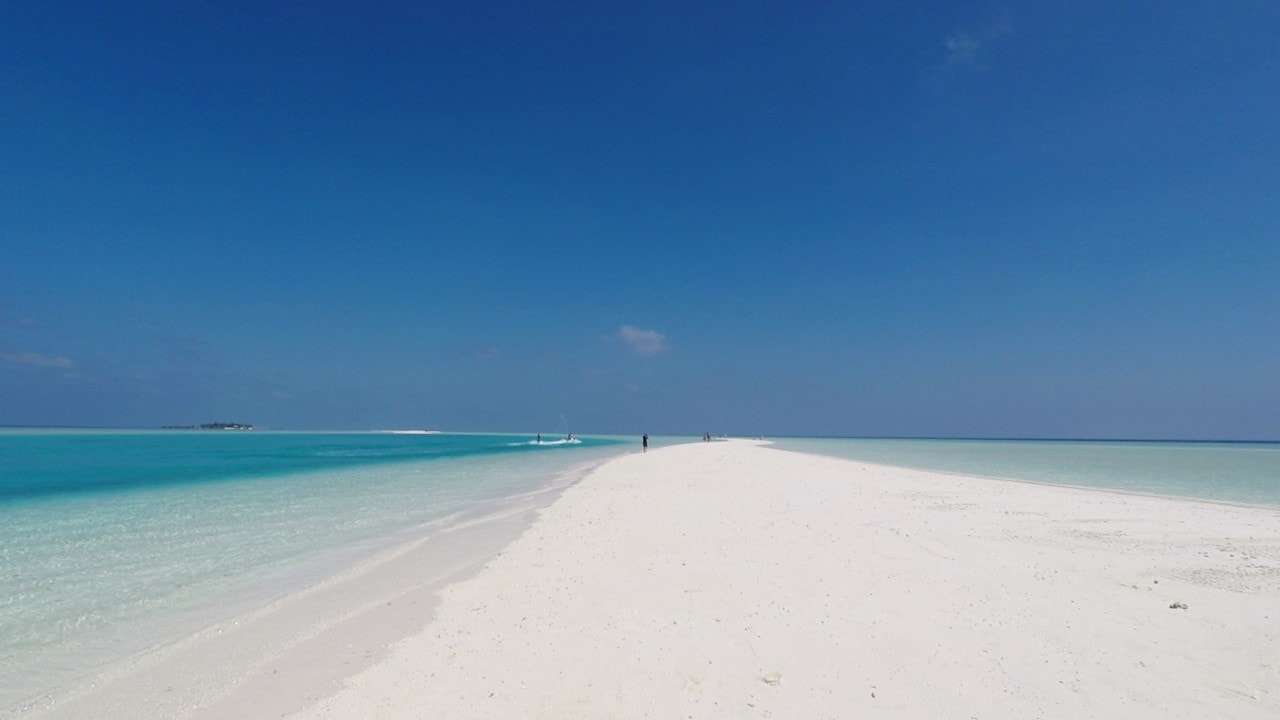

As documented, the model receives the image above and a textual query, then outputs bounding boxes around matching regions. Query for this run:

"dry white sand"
[286,440,1280,719]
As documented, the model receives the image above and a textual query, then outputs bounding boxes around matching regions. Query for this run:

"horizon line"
[1,425,1277,445]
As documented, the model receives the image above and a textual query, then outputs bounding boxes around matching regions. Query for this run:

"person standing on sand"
[642,434,648,452]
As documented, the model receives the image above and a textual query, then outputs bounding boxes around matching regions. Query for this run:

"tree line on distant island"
[161,422,254,430]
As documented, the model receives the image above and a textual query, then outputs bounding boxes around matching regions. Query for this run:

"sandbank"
[284,439,1279,719]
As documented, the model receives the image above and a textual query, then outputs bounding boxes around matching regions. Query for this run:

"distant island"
[162,422,254,430]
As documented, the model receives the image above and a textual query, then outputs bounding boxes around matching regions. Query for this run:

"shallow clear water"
[769,437,1280,507]
[0,430,627,705]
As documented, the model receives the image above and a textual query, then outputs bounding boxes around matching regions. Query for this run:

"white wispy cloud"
[944,31,982,64]
[942,12,1013,67]
[617,325,668,355]
[1,351,75,368]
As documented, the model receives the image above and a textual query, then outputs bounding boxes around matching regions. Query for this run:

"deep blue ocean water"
[0,430,627,710]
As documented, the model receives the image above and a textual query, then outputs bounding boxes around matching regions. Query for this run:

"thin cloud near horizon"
[1,351,75,368]
[616,325,668,355]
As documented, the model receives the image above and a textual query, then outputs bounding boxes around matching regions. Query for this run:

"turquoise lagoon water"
[769,437,1280,507]
[0,430,627,709]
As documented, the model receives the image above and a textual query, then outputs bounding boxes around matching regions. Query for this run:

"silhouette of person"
[642,434,648,452]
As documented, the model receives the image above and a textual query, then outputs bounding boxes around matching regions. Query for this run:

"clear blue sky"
[2,2,1278,438]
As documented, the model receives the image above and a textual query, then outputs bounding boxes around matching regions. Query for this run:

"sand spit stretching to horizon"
[15,440,1277,719]
[281,439,1277,719]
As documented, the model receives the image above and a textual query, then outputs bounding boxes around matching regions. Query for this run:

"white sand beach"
[283,439,1279,719]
